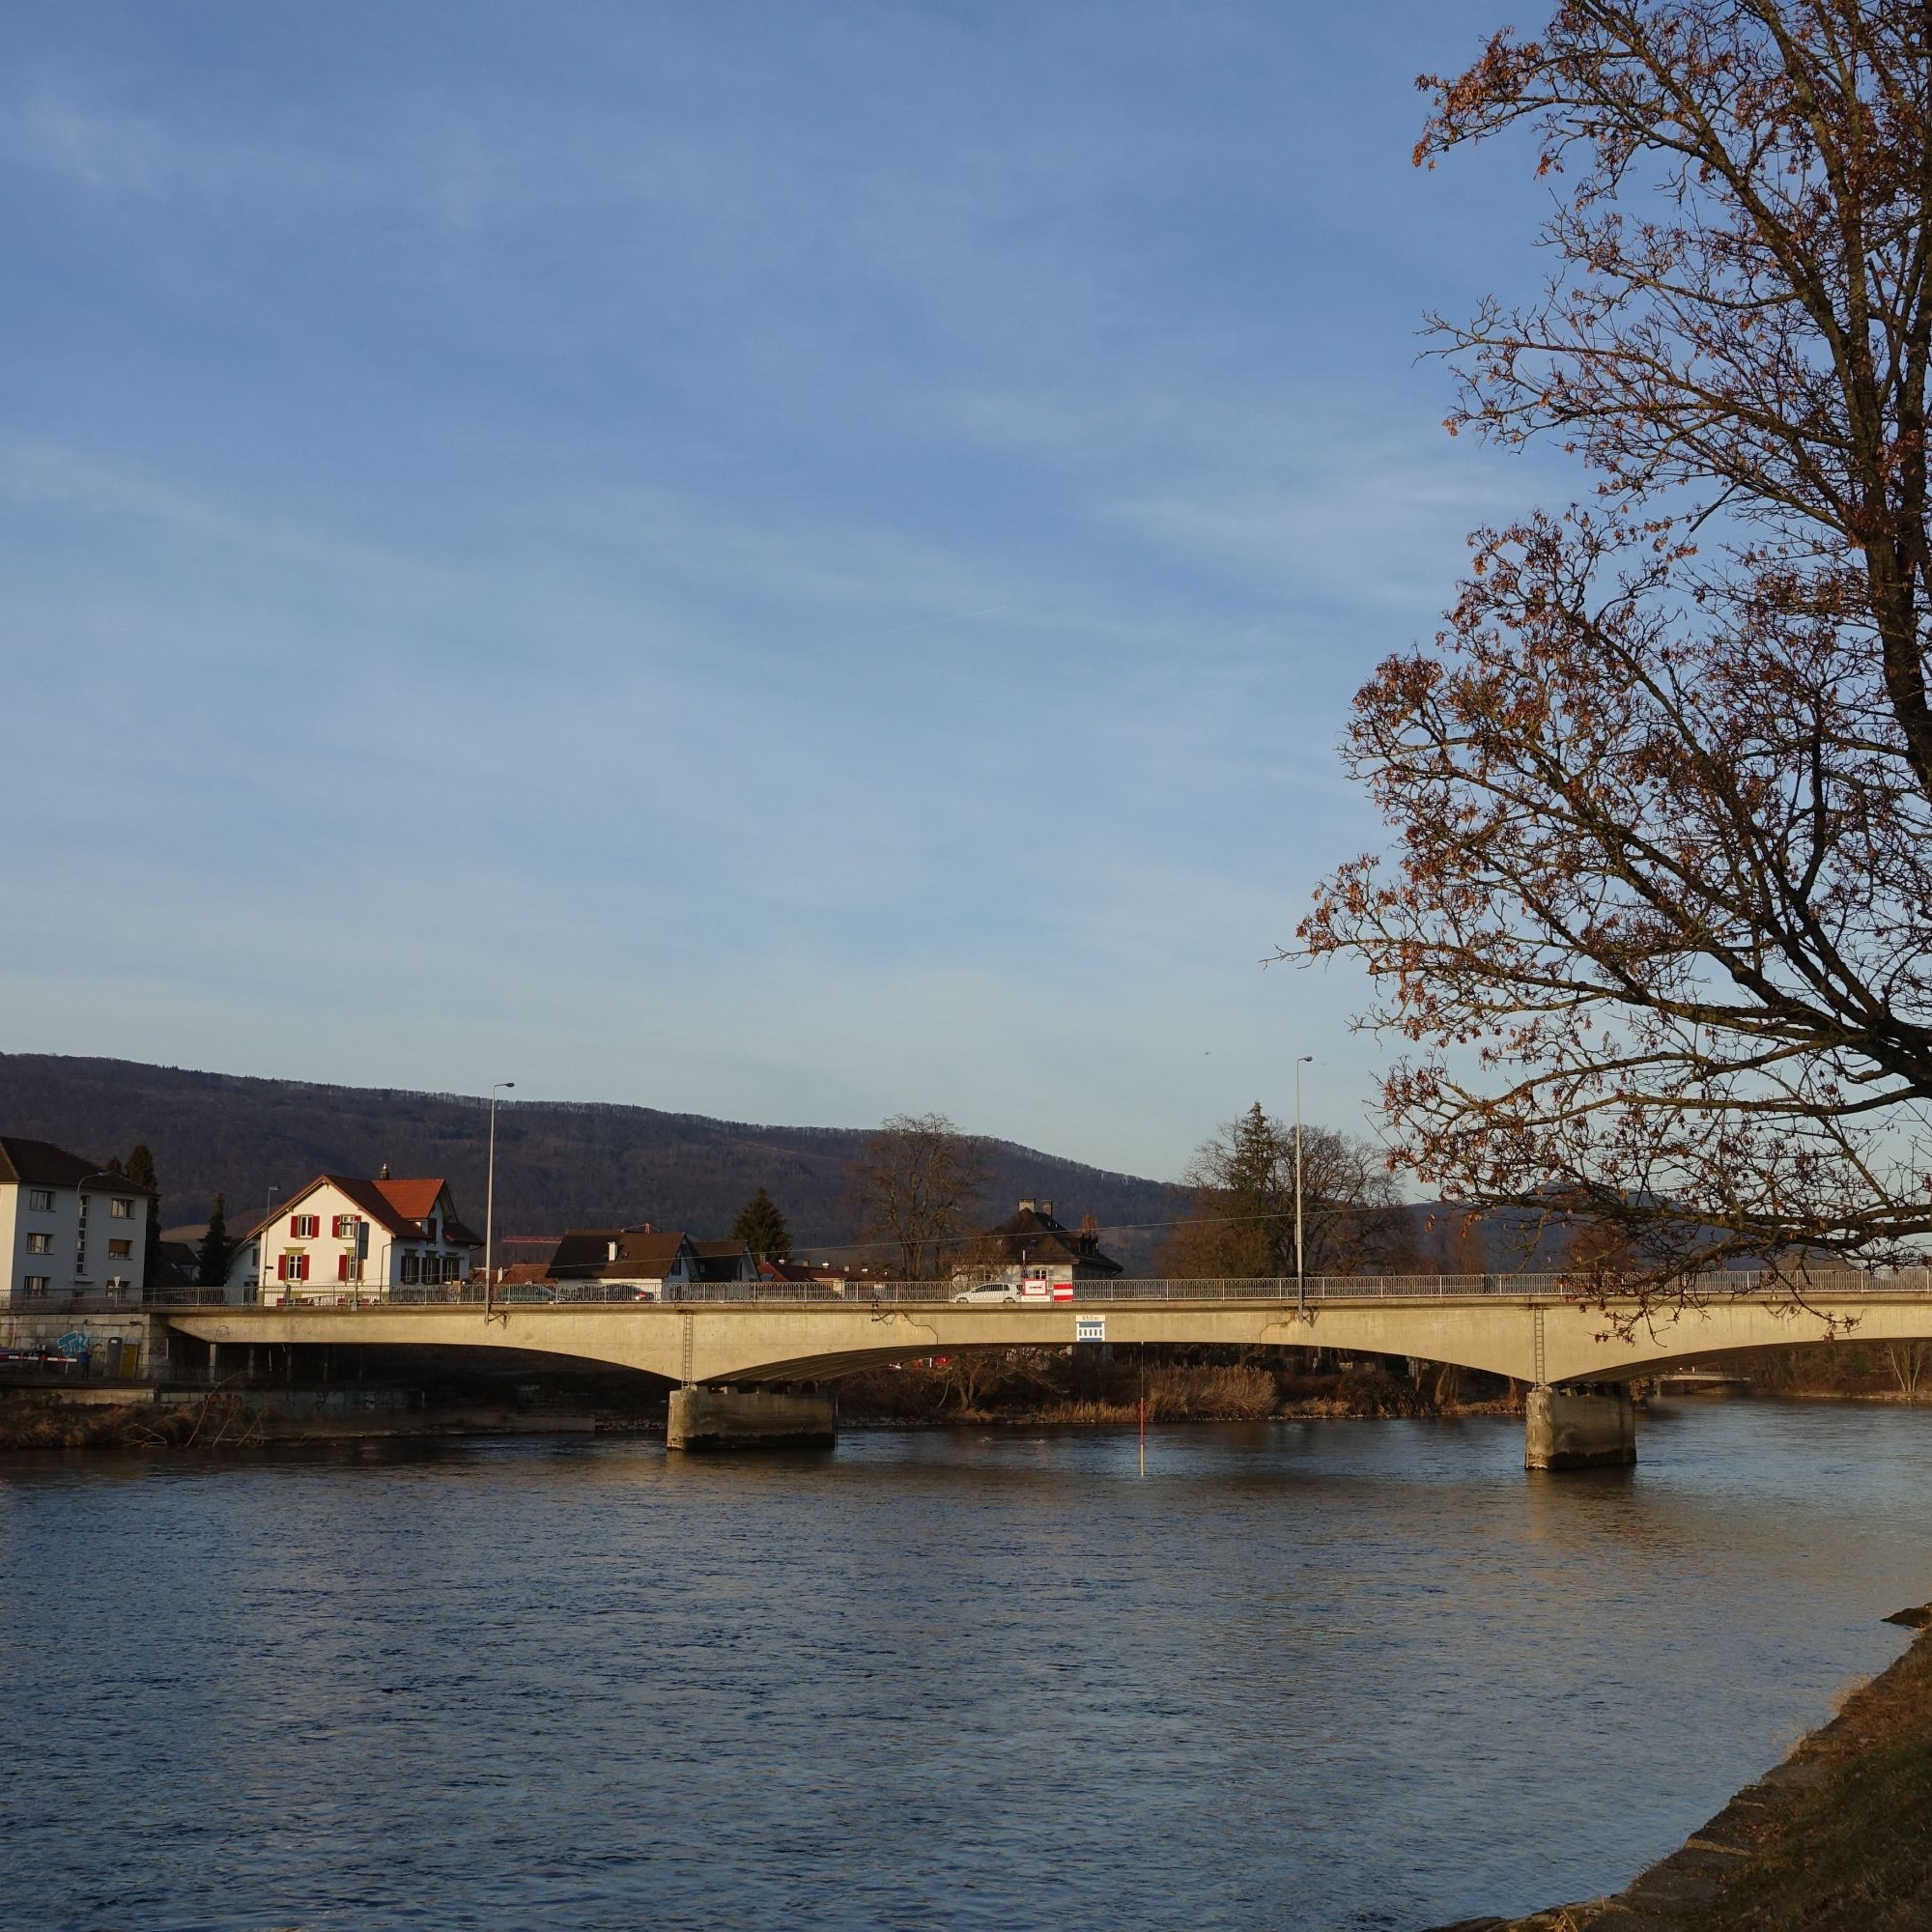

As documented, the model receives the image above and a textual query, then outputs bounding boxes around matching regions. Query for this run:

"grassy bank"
[1441,1618,1932,1932]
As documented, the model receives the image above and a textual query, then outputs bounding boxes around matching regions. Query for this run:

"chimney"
[379,1162,390,1180]
[1040,1200,1053,1219]
[1019,1199,1037,1213]
[608,1239,619,1263]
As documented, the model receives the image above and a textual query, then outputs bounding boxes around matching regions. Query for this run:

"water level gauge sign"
[1075,1316,1105,1344]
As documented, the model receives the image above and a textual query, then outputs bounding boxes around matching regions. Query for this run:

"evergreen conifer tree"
[730,1187,792,1262]
[124,1144,161,1287]
[197,1194,233,1288]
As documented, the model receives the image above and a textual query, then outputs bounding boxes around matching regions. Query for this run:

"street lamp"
[263,1183,279,1304]
[1294,1056,1314,1315]
[485,1081,515,1318]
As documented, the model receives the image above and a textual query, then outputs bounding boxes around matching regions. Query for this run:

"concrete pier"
[667,1386,836,1452]
[1524,1384,1636,1470]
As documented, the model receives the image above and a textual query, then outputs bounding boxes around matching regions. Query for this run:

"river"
[2,1400,1929,1932]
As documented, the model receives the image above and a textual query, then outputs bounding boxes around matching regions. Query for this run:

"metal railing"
[136,1264,1932,1313]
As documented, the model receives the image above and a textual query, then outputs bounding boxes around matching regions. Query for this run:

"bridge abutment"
[667,1387,837,1452]
[1524,1385,1635,1470]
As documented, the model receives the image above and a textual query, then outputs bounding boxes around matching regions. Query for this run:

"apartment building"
[0,1134,154,1308]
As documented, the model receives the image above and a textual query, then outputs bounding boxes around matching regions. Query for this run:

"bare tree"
[1157,1103,1409,1278]
[1886,1341,1929,1400]
[847,1113,992,1281]
[1299,3,1932,1286]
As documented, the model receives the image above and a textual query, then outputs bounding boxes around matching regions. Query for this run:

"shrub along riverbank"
[0,1393,265,1451]
[0,1350,1518,1450]
[834,1348,1520,1425]
[1694,1342,1930,1403]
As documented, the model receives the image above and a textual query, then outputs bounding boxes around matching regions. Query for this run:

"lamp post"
[1294,1056,1314,1315]
[485,1081,515,1318]
[263,1184,279,1304]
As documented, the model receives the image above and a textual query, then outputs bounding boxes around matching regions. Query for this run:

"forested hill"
[0,1054,1189,1267]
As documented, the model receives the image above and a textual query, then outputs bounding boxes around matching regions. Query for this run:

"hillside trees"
[1300,2,1932,1282]
[847,1113,992,1280]
[1157,1102,1408,1278]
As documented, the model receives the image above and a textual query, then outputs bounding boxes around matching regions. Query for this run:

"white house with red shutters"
[227,1169,481,1301]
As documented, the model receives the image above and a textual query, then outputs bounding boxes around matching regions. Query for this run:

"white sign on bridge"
[1075,1316,1105,1344]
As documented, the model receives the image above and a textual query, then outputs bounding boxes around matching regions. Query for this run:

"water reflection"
[1,1403,1928,1931]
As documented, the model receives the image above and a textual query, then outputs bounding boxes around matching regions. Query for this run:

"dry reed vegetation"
[0,1394,262,1451]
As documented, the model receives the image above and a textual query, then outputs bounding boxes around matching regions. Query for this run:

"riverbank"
[0,1390,627,1450]
[0,1355,1524,1450]
[834,1355,1522,1424]
[1435,1615,1932,1931]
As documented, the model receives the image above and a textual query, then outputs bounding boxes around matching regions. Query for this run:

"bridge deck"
[156,1280,1932,1388]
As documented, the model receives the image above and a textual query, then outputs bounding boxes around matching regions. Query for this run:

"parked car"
[952,1282,1023,1305]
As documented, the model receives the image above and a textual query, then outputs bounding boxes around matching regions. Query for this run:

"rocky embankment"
[1435,1612,1932,1932]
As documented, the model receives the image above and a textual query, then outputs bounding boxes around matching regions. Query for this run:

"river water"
[2,1401,1929,1932]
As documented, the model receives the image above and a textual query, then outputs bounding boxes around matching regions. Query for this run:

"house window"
[105,1278,129,1300]
[277,1251,310,1283]
[110,1198,133,1219]
[442,1257,462,1283]
[107,1238,132,1258]
[401,1254,420,1284]
[27,1189,54,1212]
[290,1214,320,1239]
[332,1214,361,1239]
[22,1276,49,1296]
[27,1233,52,1255]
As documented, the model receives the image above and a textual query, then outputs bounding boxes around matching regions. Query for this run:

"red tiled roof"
[759,1259,818,1282]
[241,1174,472,1246]
[373,1178,445,1222]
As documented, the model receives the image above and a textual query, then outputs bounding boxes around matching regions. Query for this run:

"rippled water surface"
[3,1402,1930,1932]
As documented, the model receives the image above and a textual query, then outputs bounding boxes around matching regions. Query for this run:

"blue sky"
[0,2,1564,1179]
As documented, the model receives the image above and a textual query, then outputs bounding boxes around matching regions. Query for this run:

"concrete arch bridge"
[158,1269,1932,1466]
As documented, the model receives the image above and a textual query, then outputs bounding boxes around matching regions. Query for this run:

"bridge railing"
[140,1264,1932,1312]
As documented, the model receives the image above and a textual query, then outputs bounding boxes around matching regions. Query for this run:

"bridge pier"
[1524,1384,1636,1470]
[667,1386,837,1452]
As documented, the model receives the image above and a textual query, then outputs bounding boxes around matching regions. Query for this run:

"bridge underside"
[160,1293,1932,1389]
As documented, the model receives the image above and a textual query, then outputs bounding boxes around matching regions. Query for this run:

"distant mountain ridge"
[0,1054,1190,1269]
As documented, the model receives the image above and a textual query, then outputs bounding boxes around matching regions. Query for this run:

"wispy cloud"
[0,1,1541,1174]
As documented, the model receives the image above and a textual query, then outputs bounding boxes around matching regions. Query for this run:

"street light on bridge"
[1294,1056,1314,1316]
[485,1081,515,1319]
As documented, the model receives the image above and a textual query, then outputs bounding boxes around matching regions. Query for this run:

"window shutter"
[338,1255,349,1282]
[277,1254,288,1281]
